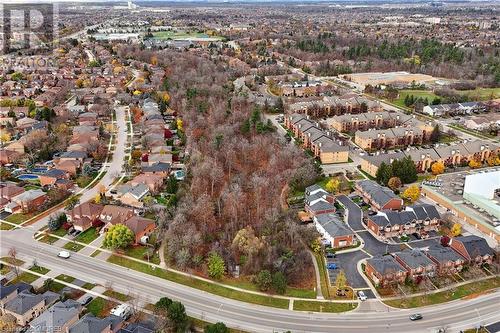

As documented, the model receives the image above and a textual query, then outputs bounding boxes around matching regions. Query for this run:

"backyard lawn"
[86,297,117,317]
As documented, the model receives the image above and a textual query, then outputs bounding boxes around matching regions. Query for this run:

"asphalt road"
[1,231,498,333]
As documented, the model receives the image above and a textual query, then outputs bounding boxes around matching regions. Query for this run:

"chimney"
[480,145,484,151]
[326,131,330,136]
[319,142,322,147]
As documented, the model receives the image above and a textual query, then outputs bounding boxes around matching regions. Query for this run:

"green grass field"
[457,87,500,100]
[394,90,439,108]
[293,300,357,312]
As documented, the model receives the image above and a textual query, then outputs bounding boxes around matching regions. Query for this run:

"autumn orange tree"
[469,159,482,169]
[431,161,445,175]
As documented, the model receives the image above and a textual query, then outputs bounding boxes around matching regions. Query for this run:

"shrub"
[255,270,272,291]
[272,272,287,295]
[207,252,225,280]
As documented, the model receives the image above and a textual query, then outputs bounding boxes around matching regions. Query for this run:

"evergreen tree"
[376,162,393,185]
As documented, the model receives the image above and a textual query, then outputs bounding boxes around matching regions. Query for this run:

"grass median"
[293,300,357,312]
[107,255,289,309]
[384,276,500,309]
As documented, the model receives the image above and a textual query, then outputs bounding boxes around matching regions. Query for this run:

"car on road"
[327,263,338,270]
[80,296,93,306]
[326,252,336,259]
[409,313,423,321]
[57,251,71,259]
[357,291,368,301]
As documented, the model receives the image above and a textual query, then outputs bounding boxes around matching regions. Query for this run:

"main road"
[1,230,498,333]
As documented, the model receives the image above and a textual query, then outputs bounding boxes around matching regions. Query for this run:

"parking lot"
[327,251,370,289]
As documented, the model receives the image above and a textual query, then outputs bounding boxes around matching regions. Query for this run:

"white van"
[110,304,132,319]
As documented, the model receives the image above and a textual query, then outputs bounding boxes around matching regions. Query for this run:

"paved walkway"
[307,250,324,300]
[80,234,105,256]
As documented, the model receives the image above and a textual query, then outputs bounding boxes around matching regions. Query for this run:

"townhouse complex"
[359,140,500,177]
[284,114,349,164]
[288,94,382,118]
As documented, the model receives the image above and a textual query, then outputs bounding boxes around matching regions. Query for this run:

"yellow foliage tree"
[159,91,170,103]
[177,118,183,132]
[431,162,445,175]
[0,132,11,145]
[451,223,462,237]
[94,193,101,204]
[133,90,142,96]
[402,185,420,203]
[468,159,482,169]
[325,178,340,194]
[151,55,158,66]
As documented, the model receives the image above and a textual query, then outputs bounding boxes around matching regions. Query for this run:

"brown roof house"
[130,173,165,194]
[5,189,47,213]
[449,235,495,265]
[67,202,104,232]
[365,255,407,287]
[123,216,156,244]
[100,205,135,232]
[39,169,70,187]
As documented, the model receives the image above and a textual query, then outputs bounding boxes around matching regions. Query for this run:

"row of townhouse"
[329,110,434,135]
[280,80,324,97]
[0,282,154,332]
[66,202,155,245]
[288,94,382,118]
[354,125,434,151]
[355,180,404,211]
[359,140,500,177]
[366,205,441,240]
[422,101,492,117]
[304,184,357,248]
[366,235,495,286]
[284,114,349,164]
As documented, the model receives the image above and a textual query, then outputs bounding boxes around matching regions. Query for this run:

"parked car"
[327,263,338,270]
[57,251,71,259]
[80,296,93,306]
[409,313,423,321]
[326,252,336,259]
[357,291,368,301]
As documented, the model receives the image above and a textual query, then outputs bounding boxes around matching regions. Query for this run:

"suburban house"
[366,205,441,239]
[142,162,171,177]
[304,184,336,216]
[0,282,31,309]
[425,245,466,274]
[313,213,355,248]
[118,322,154,333]
[5,189,47,213]
[39,169,70,187]
[2,290,59,326]
[0,149,22,165]
[99,205,135,231]
[394,248,437,281]
[28,300,82,333]
[0,184,25,210]
[68,313,124,333]
[123,216,156,244]
[116,183,150,208]
[355,180,403,211]
[66,202,104,232]
[449,235,495,265]
[365,255,407,286]
[130,173,165,194]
